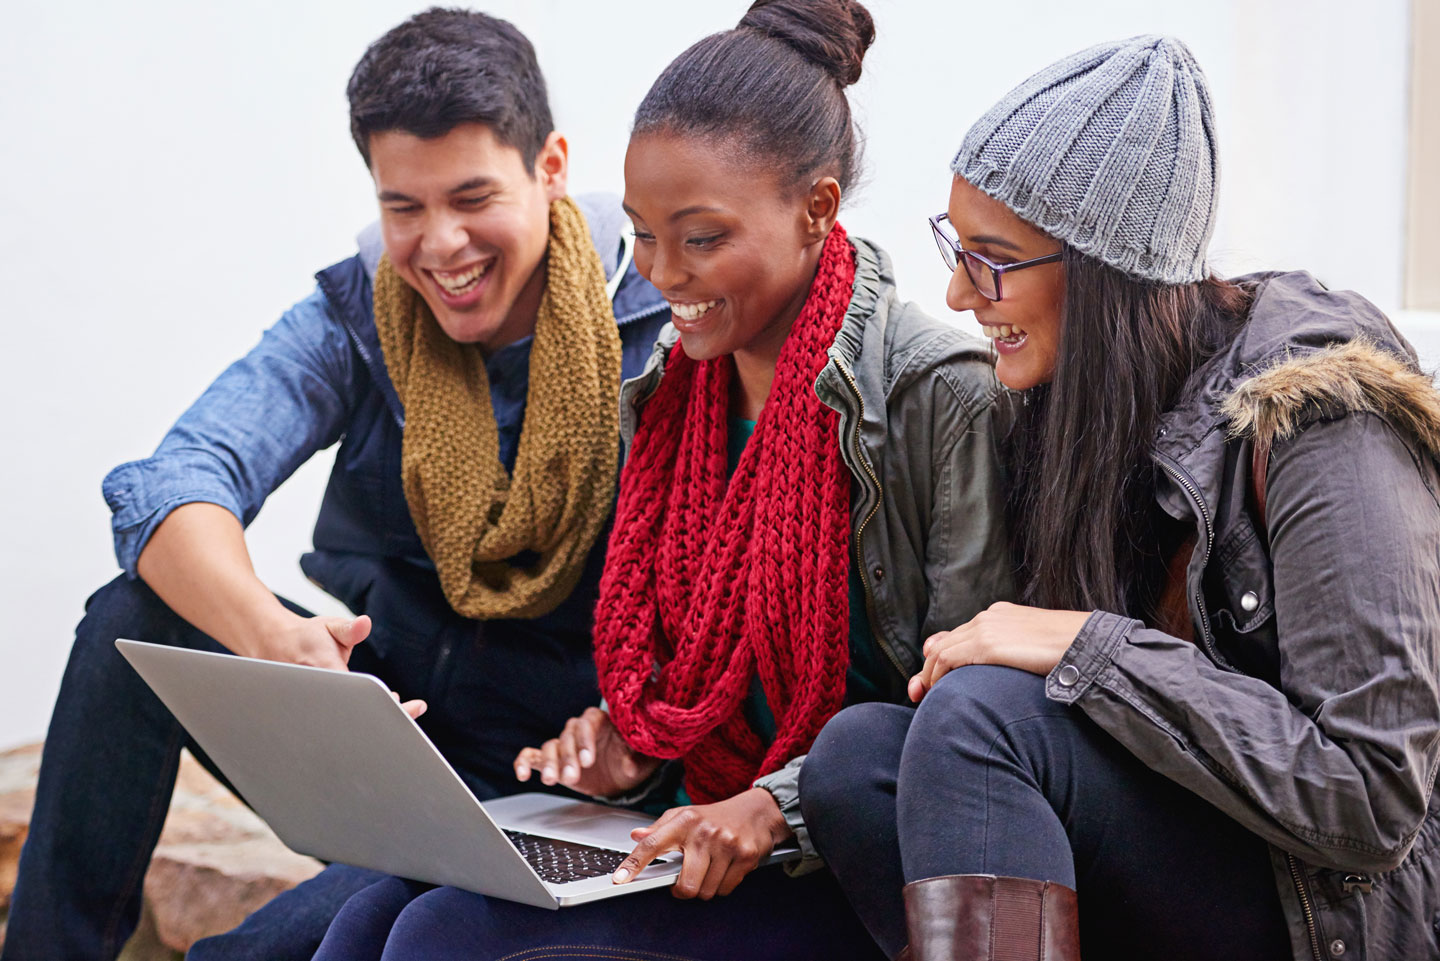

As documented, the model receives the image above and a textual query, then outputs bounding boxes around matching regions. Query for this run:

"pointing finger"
[615,812,688,884]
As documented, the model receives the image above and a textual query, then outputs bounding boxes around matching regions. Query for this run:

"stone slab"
[0,742,323,953]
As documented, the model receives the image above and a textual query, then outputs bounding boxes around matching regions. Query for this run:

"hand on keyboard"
[610,787,794,900]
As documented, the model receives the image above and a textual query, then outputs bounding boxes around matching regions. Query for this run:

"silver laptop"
[115,638,797,909]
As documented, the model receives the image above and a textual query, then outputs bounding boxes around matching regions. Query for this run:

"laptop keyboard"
[503,829,659,885]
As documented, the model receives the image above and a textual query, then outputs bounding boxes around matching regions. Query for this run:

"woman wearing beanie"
[309,3,1013,958]
[801,34,1440,961]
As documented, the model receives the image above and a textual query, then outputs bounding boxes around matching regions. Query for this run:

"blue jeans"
[2,564,601,961]
[799,666,1291,960]
[311,866,884,961]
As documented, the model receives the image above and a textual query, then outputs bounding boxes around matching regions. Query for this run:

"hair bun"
[738,0,875,87]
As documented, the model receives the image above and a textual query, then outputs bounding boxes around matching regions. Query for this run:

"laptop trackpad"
[484,794,662,854]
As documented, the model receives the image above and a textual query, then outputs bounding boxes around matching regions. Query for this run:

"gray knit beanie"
[951,35,1218,284]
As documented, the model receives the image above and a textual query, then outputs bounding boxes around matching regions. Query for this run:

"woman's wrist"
[743,786,795,844]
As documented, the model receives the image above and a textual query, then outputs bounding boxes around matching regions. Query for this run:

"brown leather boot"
[900,874,1080,961]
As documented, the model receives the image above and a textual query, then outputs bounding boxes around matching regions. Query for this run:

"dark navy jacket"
[104,194,670,644]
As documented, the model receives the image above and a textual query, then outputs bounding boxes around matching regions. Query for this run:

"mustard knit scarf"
[372,197,622,620]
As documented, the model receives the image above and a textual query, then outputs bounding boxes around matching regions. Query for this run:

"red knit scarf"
[594,225,856,804]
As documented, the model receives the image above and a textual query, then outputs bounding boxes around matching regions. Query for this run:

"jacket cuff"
[1045,610,1136,705]
[753,755,823,873]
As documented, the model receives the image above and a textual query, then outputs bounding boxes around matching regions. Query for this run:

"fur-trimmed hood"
[1222,338,1440,458]
[1154,271,1440,475]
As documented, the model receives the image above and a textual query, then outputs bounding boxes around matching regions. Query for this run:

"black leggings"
[799,665,1293,960]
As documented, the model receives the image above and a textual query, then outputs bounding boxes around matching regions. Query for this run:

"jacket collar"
[818,235,992,410]
[823,234,885,372]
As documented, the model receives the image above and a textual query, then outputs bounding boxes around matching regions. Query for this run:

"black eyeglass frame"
[928,212,1062,302]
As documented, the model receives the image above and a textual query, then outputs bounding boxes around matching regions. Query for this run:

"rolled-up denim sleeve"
[103,288,355,576]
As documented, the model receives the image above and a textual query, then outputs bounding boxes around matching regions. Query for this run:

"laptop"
[115,639,797,909]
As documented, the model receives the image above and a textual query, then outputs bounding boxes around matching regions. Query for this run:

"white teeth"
[668,299,719,322]
[432,262,491,295]
[981,323,1027,342]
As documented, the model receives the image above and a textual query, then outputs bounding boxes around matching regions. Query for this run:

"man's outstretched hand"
[241,612,426,720]
[135,502,425,718]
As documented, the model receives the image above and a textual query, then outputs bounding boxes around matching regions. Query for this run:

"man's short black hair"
[347,7,554,171]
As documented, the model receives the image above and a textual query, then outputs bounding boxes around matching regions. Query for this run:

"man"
[1,10,669,959]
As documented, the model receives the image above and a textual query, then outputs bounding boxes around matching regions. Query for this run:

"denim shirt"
[103,194,670,639]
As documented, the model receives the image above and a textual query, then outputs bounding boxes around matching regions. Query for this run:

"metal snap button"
[873,566,885,581]
[1240,591,1260,613]
[1056,665,1081,688]
[1328,939,1346,956]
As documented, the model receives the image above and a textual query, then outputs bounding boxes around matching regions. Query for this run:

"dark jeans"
[311,866,885,961]
[799,665,1292,961]
[2,564,600,961]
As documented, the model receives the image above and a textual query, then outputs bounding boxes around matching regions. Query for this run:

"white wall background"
[0,0,1421,749]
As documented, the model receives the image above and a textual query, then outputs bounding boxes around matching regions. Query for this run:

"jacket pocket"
[1212,518,1274,634]
[1208,518,1282,683]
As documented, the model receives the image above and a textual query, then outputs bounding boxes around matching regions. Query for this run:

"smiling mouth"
[428,261,493,297]
[668,299,720,322]
[981,323,1028,346]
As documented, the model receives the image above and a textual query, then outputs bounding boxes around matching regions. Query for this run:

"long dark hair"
[631,0,874,194]
[1008,246,1254,617]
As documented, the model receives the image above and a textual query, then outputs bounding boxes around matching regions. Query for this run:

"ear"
[802,176,842,241]
[535,131,569,201]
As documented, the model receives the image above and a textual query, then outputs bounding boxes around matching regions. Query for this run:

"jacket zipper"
[1286,852,1325,961]
[1159,452,1322,958]
[422,630,459,704]
[335,307,406,429]
[834,357,908,683]
[1154,454,1236,672]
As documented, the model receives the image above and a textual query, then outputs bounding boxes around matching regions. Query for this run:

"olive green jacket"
[616,235,1016,863]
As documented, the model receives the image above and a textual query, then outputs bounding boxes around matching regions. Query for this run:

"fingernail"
[579,749,594,766]
[542,767,556,783]
[612,868,630,883]
[563,764,578,782]
[516,765,529,779]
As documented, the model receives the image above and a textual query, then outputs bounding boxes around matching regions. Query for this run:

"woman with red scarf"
[311,2,1012,958]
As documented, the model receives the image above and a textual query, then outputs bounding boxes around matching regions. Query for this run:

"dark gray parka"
[1046,272,1440,960]
[617,235,1017,862]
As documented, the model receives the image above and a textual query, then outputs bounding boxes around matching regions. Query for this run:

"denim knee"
[907,665,1058,758]
[75,573,226,658]
[77,575,178,646]
[800,703,910,832]
[308,873,429,961]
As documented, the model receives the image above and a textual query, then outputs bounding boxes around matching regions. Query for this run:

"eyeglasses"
[928,212,1061,302]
